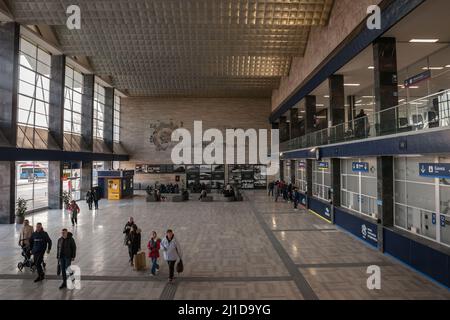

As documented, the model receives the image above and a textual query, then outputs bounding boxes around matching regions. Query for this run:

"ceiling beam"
[35,24,60,47]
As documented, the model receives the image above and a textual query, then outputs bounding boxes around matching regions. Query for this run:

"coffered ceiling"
[7,0,335,97]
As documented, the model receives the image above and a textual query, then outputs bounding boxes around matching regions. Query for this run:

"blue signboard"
[335,208,378,248]
[441,216,446,228]
[352,162,369,173]
[404,70,431,87]
[298,162,306,168]
[432,213,436,225]
[419,163,450,179]
[309,197,332,222]
[318,162,329,170]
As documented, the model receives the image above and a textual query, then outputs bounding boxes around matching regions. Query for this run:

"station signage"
[419,163,450,179]
[318,162,329,170]
[404,70,431,88]
[298,161,306,169]
[352,162,369,173]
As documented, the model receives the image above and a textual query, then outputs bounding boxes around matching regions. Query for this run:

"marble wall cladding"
[0,161,14,224]
[271,0,382,111]
[120,97,271,164]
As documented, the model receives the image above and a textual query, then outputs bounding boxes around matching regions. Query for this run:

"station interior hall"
[0,0,450,300]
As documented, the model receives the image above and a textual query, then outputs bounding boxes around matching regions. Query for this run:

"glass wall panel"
[16,161,49,212]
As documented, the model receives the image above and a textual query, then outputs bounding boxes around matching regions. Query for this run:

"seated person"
[198,189,208,200]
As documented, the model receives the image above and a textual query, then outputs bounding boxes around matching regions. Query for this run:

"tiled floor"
[0,190,449,300]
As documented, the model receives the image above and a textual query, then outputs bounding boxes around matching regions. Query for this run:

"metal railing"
[281,90,450,152]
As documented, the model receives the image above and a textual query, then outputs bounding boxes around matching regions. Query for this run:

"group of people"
[146,183,180,195]
[268,180,302,210]
[85,188,100,210]
[18,220,77,289]
[123,217,182,282]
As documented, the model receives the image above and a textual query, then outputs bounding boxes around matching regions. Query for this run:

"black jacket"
[57,233,77,259]
[30,230,52,254]
[127,230,141,254]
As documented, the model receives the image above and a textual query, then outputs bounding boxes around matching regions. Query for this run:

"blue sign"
[404,70,431,87]
[318,162,329,170]
[419,163,450,179]
[441,216,446,228]
[352,162,369,173]
[309,197,332,222]
[298,162,306,168]
[335,208,378,248]
[432,213,436,225]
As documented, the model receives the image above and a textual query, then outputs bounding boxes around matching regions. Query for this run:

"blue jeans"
[151,257,159,275]
[59,257,72,283]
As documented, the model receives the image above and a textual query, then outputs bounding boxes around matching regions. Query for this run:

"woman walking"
[68,200,80,227]
[161,229,182,283]
[126,225,141,266]
[147,231,161,276]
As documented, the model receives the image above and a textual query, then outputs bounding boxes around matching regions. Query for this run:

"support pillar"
[377,156,394,252]
[81,161,93,200]
[0,22,19,146]
[0,161,15,224]
[104,87,114,152]
[290,108,301,139]
[305,95,316,134]
[330,158,341,224]
[48,161,63,209]
[373,37,398,135]
[81,75,94,152]
[328,75,346,126]
[306,159,313,209]
[48,55,65,149]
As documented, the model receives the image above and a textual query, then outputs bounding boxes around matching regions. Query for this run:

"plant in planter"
[62,191,71,209]
[16,198,27,224]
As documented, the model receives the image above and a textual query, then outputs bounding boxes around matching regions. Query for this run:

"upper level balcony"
[280,90,450,152]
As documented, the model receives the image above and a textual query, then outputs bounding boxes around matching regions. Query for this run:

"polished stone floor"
[0,190,449,300]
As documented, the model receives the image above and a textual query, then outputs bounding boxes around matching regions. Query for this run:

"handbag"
[57,261,61,276]
[176,259,184,273]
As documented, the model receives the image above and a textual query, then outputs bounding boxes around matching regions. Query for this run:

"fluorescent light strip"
[344,83,360,87]
[409,39,439,43]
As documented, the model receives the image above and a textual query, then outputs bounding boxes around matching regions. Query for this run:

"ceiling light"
[409,39,439,43]
[324,95,329,98]
[316,104,325,107]
[446,65,450,68]
[368,66,375,70]
[422,67,444,70]
[362,96,375,98]
[344,83,361,87]
[408,86,420,89]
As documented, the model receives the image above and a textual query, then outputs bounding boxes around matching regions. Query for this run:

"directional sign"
[352,162,369,173]
[441,216,446,228]
[419,163,450,179]
[432,213,436,225]
[318,162,329,170]
[298,162,306,169]
[404,70,431,87]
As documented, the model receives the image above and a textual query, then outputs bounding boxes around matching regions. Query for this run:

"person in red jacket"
[147,231,161,276]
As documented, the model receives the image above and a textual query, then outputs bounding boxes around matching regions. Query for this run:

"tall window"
[341,158,378,219]
[394,156,450,246]
[17,38,52,129]
[312,161,331,201]
[16,161,49,212]
[113,94,121,142]
[93,82,105,140]
[296,161,307,193]
[64,65,83,135]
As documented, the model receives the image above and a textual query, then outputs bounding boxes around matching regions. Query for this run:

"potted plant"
[62,191,71,210]
[16,198,27,225]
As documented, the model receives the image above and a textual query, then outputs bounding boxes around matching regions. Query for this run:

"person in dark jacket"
[123,217,136,245]
[92,188,100,210]
[29,223,52,283]
[126,225,141,266]
[86,190,93,210]
[56,229,77,289]
[293,187,300,210]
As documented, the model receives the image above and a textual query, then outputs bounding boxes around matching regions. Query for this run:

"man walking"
[92,188,100,210]
[56,229,77,289]
[29,223,52,283]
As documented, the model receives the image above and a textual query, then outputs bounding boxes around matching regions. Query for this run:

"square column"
[279,116,289,142]
[330,158,341,224]
[377,156,394,252]
[81,161,93,200]
[48,55,66,150]
[328,75,345,126]
[0,161,15,224]
[305,95,317,134]
[290,108,301,139]
[48,161,63,209]
[81,75,95,152]
[306,159,313,206]
[0,22,19,146]
[373,37,398,135]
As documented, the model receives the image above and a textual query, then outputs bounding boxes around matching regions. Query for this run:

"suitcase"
[133,251,147,271]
